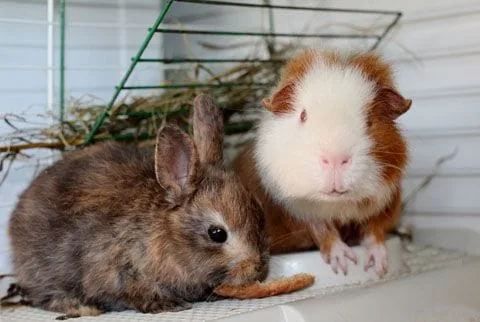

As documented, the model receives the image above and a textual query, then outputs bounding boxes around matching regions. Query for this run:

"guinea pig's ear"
[376,87,412,120]
[262,81,296,115]
[155,124,199,204]
[192,93,224,166]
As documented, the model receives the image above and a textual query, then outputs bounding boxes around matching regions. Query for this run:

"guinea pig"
[233,49,411,277]
[8,94,269,319]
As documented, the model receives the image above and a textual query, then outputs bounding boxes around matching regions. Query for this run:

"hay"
[0,61,283,154]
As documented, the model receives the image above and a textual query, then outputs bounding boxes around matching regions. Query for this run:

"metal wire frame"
[153,28,381,39]
[83,0,175,144]
[59,0,66,127]
[82,0,402,144]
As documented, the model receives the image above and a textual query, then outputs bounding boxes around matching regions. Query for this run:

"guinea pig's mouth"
[327,190,347,196]
[318,189,352,201]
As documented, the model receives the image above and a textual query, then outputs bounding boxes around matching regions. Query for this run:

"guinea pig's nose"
[320,154,352,170]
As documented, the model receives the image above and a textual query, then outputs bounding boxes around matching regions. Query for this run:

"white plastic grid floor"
[1,244,477,322]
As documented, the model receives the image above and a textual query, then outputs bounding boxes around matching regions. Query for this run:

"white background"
[1,0,479,273]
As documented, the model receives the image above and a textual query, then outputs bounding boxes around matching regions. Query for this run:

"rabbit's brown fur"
[8,94,268,318]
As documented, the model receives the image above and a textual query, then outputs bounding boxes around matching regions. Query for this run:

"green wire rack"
[76,0,402,145]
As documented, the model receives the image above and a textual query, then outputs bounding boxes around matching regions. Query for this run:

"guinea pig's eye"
[300,109,307,123]
[208,226,227,243]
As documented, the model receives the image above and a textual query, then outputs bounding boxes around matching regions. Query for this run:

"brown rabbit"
[8,94,268,319]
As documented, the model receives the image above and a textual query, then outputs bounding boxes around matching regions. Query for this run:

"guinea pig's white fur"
[254,59,394,223]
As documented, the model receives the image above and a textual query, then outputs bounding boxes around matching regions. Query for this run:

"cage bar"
[370,12,402,50]
[138,58,284,63]
[59,0,66,127]
[83,0,175,144]
[175,0,400,16]
[121,83,271,90]
[154,28,381,39]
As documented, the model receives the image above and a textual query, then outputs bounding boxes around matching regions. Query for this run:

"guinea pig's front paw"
[323,239,358,275]
[136,298,192,314]
[364,242,388,277]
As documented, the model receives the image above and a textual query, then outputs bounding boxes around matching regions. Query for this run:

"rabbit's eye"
[208,226,227,243]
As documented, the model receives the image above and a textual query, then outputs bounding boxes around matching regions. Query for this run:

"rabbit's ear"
[192,94,224,166]
[155,124,199,204]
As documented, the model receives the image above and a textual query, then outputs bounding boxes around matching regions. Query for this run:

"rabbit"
[7,94,269,319]
[233,49,411,277]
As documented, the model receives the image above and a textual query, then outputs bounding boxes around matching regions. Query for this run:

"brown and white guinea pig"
[8,94,268,318]
[233,49,411,277]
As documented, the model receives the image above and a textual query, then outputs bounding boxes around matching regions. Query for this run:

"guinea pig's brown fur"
[233,49,411,277]
[8,94,268,318]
